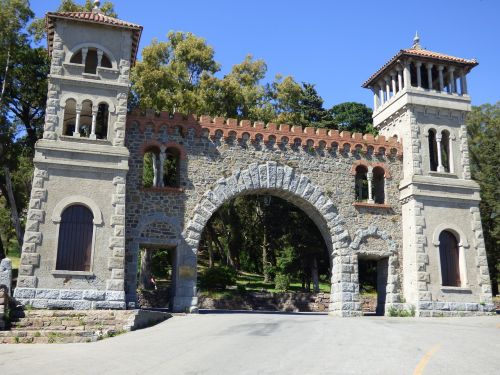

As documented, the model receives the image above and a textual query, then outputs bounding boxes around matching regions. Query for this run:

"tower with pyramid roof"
[362,34,494,316]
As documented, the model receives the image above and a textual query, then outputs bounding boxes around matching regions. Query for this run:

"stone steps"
[1,309,171,344]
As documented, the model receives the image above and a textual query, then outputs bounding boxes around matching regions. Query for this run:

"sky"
[31,0,500,109]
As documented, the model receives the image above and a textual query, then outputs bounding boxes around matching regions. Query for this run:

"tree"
[131,32,220,114]
[467,103,500,295]
[328,102,375,134]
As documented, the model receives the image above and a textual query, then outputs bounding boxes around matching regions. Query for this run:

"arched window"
[355,165,368,201]
[79,100,93,137]
[63,99,76,136]
[95,103,109,140]
[164,147,181,187]
[56,205,94,271]
[428,129,438,171]
[372,167,385,204]
[143,147,161,188]
[439,230,461,287]
[70,48,113,75]
[441,130,450,173]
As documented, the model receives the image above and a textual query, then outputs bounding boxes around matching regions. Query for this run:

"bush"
[199,266,237,290]
[274,273,290,292]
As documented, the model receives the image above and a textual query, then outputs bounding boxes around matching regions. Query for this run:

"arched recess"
[52,195,103,225]
[176,161,358,316]
[349,225,401,315]
[125,213,182,306]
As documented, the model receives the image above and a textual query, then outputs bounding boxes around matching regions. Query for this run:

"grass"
[235,271,331,293]
[5,238,20,269]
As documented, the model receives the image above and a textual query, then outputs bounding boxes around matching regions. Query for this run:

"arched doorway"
[196,194,331,311]
[173,162,358,316]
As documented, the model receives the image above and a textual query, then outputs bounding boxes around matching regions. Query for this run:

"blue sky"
[32,0,500,108]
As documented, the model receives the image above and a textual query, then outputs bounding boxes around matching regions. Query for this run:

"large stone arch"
[173,161,361,316]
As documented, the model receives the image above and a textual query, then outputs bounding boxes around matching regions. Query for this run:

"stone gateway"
[13,6,495,317]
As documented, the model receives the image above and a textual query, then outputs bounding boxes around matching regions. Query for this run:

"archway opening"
[136,245,175,309]
[358,256,389,316]
[197,194,331,312]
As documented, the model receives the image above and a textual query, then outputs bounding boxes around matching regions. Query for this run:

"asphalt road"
[0,313,499,375]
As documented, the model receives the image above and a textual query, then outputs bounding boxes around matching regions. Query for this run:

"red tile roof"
[362,48,478,88]
[46,11,143,65]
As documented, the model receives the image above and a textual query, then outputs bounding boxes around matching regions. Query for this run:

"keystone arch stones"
[181,161,361,316]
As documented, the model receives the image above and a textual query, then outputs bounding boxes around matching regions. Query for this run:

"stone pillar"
[448,135,454,174]
[391,71,397,96]
[415,61,422,88]
[73,108,81,137]
[436,132,444,172]
[460,69,468,95]
[82,47,88,66]
[152,153,159,187]
[403,62,411,89]
[396,66,403,92]
[97,49,103,67]
[159,147,166,187]
[329,250,362,317]
[367,167,374,204]
[426,63,433,90]
[385,77,391,100]
[379,82,385,105]
[0,258,12,296]
[90,109,97,139]
[437,65,445,91]
[448,67,456,93]
[372,88,379,110]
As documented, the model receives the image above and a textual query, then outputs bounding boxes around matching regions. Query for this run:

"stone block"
[95,301,126,309]
[83,290,106,301]
[27,209,45,222]
[24,231,42,245]
[108,257,124,270]
[31,299,49,309]
[73,300,92,310]
[21,253,40,266]
[59,290,84,300]
[106,279,124,291]
[24,220,40,232]
[105,291,125,301]
[19,265,34,276]
[17,276,37,288]
[47,300,73,309]
[111,269,124,280]
[36,289,60,299]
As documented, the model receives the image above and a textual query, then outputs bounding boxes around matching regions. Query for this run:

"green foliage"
[467,103,500,294]
[198,266,237,290]
[329,102,375,134]
[142,152,154,188]
[274,273,291,292]
[387,305,415,317]
[151,249,171,279]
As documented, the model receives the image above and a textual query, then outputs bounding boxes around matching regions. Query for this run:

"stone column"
[403,62,411,89]
[73,108,81,137]
[426,63,433,90]
[448,135,454,174]
[436,133,444,172]
[415,61,422,88]
[385,77,391,100]
[159,148,166,187]
[437,65,445,92]
[460,69,468,95]
[97,49,103,67]
[372,88,379,110]
[89,109,97,139]
[152,153,159,187]
[391,72,397,96]
[367,167,374,204]
[379,82,385,105]
[396,66,403,92]
[448,67,456,93]
[81,47,88,66]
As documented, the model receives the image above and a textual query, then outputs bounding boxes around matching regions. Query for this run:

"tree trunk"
[3,167,23,248]
[139,248,154,290]
[0,235,5,261]
[262,228,270,283]
[0,47,10,101]
[208,243,214,268]
[311,257,319,293]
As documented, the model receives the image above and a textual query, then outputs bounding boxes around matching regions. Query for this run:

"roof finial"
[92,0,102,14]
[412,31,422,49]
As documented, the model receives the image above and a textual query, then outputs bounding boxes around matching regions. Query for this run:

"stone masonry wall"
[124,112,405,315]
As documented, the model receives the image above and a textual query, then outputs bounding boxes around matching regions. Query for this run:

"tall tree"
[328,102,375,134]
[467,103,500,295]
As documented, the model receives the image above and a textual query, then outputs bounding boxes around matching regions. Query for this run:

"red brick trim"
[352,202,392,209]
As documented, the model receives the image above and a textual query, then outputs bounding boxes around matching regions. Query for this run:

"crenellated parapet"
[126,110,402,156]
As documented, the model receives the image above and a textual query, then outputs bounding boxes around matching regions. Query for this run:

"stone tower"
[362,34,494,316]
[14,3,143,309]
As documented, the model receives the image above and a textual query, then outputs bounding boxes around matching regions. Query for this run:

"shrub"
[387,305,416,317]
[199,266,237,290]
[274,273,291,292]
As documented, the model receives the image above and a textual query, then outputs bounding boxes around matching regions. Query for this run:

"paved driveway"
[0,312,499,375]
